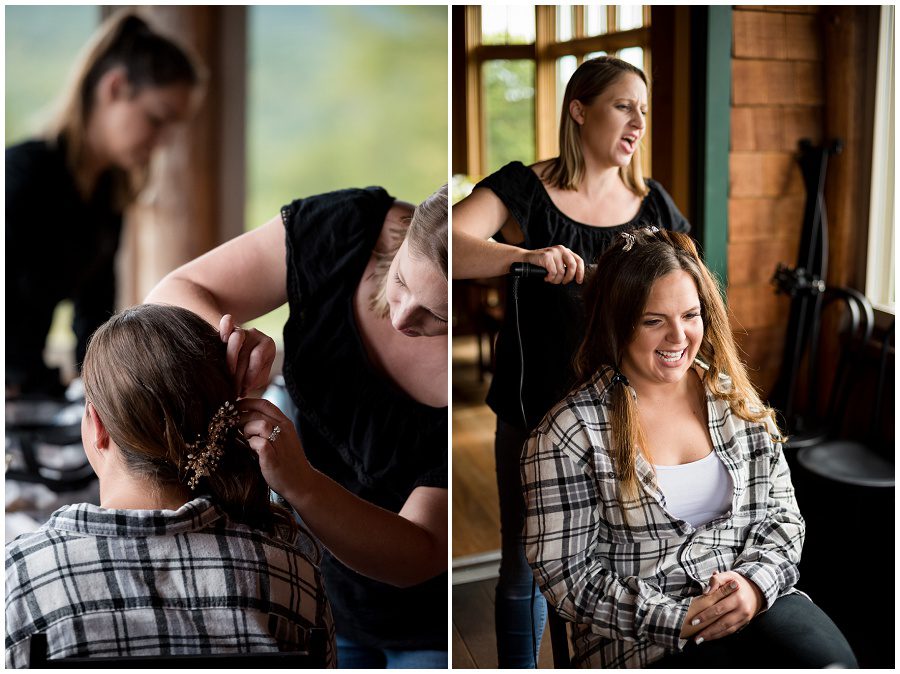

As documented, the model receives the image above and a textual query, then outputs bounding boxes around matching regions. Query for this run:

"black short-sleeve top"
[475,161,691,429]
[280,187,447,650]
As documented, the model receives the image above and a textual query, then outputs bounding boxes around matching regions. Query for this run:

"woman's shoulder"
[6,137,63,179]
[642,178,690,232]
[534,366,616,437]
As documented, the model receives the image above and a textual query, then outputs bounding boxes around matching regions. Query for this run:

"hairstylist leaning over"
[146,185,448,668]
[6,10,202,398]
[452,56,690,667]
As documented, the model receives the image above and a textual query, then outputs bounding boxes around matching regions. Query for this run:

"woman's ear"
[569,99,586,126]
[86,402,111,451]
[96,66,131,104]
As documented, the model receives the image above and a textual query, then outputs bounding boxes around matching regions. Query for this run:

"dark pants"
[494,419,547,668]
[650,594,858,668]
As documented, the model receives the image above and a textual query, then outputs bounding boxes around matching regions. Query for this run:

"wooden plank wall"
[728,6,824,395]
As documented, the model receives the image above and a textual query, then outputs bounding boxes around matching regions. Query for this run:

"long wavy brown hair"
[82,303,297,541]
[574,228,780,508]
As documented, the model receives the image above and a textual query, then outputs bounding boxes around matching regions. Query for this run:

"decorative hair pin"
[620,226,661,252]
[184,400,239,490]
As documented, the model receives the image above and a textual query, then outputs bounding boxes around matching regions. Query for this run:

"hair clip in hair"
[620,231,636,251]
[611,369,630,387]
[184,400,239,490]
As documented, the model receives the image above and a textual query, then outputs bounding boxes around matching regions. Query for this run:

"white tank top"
[654,451,733,528]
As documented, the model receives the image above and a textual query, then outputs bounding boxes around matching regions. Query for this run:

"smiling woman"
[522,228,857,669]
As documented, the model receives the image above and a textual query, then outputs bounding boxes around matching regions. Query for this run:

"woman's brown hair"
[369,184,448,317]
[575,228,781,509]
[82,303,296,541]
[541,56,649,197]
[45,9,203,207]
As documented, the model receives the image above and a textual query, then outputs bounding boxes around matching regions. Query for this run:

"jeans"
[335,635,447,669]
[494,419,547,668]
[650,593,858,668]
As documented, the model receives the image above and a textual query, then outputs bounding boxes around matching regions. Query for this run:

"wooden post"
[116,6,245,307]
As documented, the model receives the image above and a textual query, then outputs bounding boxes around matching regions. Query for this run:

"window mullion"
[535,6,557,161]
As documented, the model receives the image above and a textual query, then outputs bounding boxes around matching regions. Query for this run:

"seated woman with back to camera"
[5,304,334,668]
[522,228,857,668]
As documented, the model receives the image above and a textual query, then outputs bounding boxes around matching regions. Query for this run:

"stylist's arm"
[239,397,447,588]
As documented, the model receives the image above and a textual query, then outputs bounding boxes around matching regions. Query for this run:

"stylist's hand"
[688,571,765,644]
[523,245,585,285]
[219,314,276,398]
[238,397,312,499]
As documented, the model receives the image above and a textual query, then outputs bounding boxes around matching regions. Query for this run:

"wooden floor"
[452,336,501,558]
[452,577,554,669]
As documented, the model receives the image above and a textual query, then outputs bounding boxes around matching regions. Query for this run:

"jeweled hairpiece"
[620,231,636,251]
[184,400,239,490]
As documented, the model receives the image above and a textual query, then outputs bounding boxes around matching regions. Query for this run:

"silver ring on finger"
[267,425,281,442]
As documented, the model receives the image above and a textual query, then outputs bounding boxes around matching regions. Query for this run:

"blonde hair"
[575,229,781,509]
[542,56,650,197]
[82,304,297,541]
[44,9,202,208]
[369,184,448,317]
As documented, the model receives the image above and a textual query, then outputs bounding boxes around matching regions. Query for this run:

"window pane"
[585,50,609,62]
[616,5,644,31]
[483,60,535,174]
[617,47,645,72]
[557,55,578,114]
[5,6,98,145]
[247,6,447,340]
[585,5,608,37]
[482,5,535,45]
[556,6,574,42]
[247,6,447,229]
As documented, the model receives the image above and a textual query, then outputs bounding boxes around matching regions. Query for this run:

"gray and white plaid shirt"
[5,496,335,668]
[522,365,805,668]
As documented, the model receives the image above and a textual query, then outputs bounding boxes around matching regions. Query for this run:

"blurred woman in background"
[6,9,202,398]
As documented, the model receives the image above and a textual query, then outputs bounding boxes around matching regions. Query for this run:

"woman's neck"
[99,474,191,511]
[79,121,113,198]
[577,161,623,199]
[622,365,703,408]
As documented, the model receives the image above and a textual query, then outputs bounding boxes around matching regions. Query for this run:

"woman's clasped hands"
[680,571,765,645]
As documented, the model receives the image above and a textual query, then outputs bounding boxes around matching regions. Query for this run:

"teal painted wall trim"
[701,6,731,289]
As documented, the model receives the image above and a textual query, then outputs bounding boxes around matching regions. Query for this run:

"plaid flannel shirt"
[5,496,335,668]
[522,365,805,668]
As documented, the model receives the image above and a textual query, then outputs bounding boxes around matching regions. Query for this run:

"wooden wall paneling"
[731,106,822,152]
[729,194,806,243]
[785,12,822,61]
[728,237,802,286]
[733,10,787,60]
[729,152,804,198]
[728,286,791,332]
[732,60,824,106]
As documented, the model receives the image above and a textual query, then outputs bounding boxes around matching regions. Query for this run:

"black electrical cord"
[508,262,548,667]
